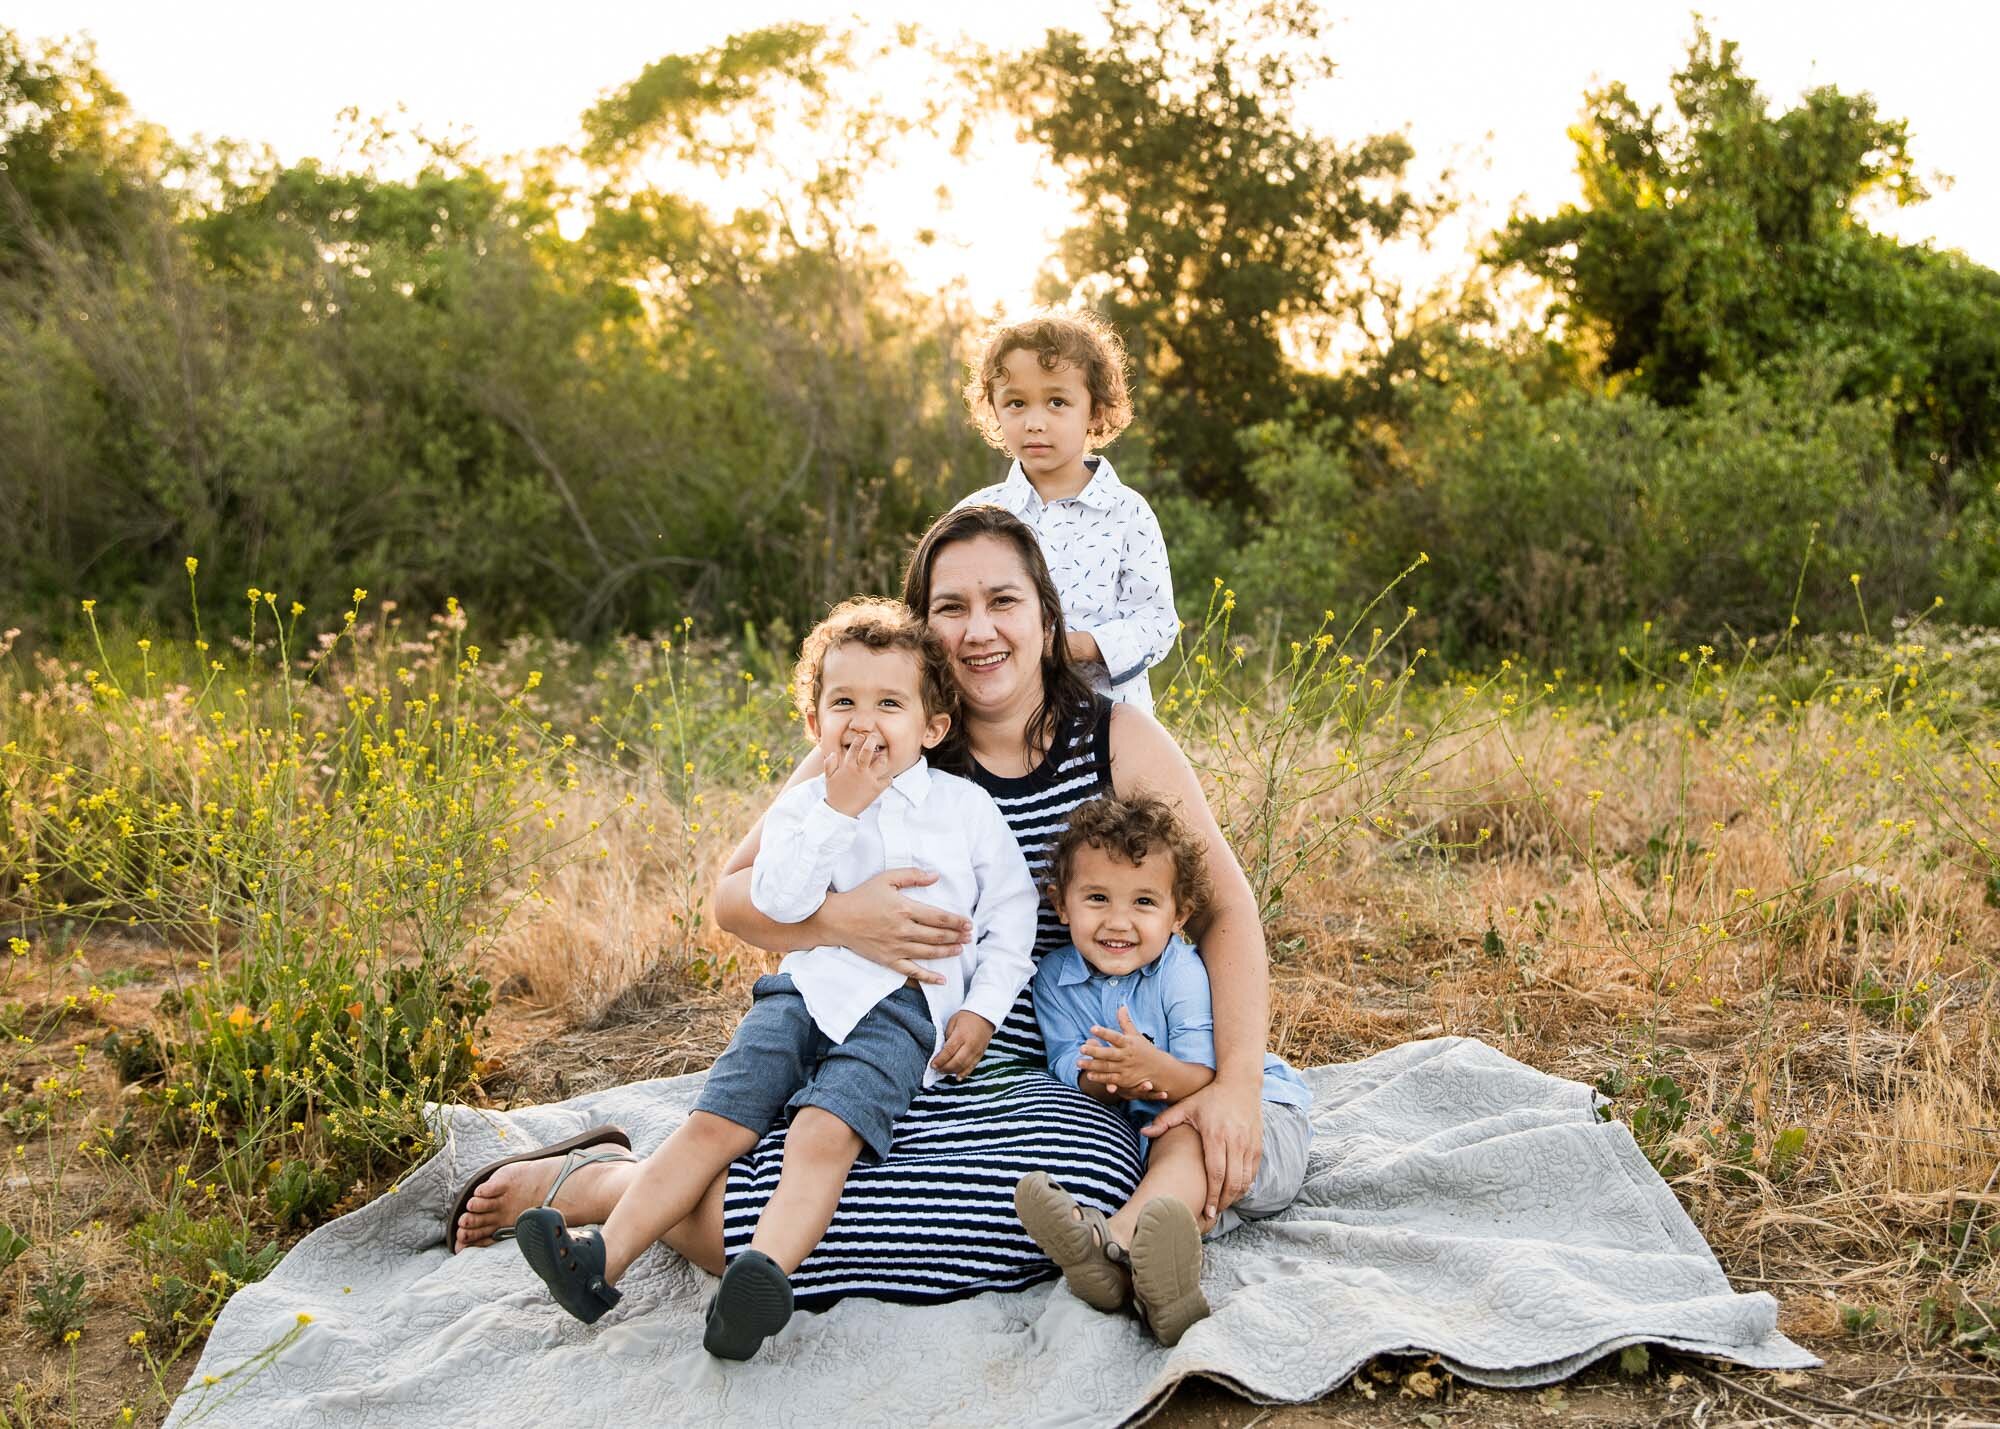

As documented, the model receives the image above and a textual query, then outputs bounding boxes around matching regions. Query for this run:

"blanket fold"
[168,1037,1815,1428]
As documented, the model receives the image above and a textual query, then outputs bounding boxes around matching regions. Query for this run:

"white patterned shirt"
[956,455,1178,710]
[749,758,1038,1086]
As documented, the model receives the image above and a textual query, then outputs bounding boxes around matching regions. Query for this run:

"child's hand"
[1079,1006,1169,1098]
[823,731,892,816]
[932,1010,995,1079]
[1064,630,1102,666]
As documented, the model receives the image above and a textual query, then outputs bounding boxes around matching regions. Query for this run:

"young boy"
[1015,796,1312,1346]
[957,311,1177,711]
[516,599,1039,1359]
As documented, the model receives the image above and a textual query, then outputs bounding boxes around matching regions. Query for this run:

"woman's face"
[921,534,1051,719]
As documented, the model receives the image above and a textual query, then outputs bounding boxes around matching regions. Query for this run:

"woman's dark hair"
[902,505,1096,772]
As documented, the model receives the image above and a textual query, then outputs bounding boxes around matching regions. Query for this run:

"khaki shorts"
[1208,1099,1312,1238]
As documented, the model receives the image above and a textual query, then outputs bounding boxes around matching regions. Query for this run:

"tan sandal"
[1014,1172,1131,1312]
[1126,1197,1210,1347]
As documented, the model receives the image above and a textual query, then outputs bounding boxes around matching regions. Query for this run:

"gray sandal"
[516,1207,622,1325]
[445,1126,638,1253]
[703,1249,794,1360]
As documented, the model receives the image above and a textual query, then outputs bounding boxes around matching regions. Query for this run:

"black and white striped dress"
[721,695,1142,1307]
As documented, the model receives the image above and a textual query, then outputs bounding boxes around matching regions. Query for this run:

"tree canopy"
[2,12,1997,661]
[0,31,161,278]
[1496,27,2000,475]
[998,0,1417,503]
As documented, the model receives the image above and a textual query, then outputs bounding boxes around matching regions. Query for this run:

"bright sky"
[13,1,1996,315]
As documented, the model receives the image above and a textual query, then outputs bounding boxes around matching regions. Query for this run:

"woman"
[450,507,1270,1306]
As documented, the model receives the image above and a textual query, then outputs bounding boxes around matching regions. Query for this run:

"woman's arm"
[1105,702,1269,1221]
[713,744,972,977]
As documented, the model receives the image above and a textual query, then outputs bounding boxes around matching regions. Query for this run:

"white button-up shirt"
[748,758,1038,1086]
[956,455,1177,710]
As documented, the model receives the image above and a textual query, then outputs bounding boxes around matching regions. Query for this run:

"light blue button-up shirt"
[1031,933,1311,1129]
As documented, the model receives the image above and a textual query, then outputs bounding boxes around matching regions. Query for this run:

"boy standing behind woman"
[957,312,1177,711]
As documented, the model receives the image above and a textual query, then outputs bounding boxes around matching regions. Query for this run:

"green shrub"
[131,1206,280,1348]
[25,1265,91,1344]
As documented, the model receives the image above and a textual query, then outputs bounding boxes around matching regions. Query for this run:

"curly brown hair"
[791,597,956,725]
[962,310,1134,452]
[1048,795,1212,925]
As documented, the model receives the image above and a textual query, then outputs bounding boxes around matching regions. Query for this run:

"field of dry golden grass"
[481,734,2000,1427]
[3,596,1997,1424]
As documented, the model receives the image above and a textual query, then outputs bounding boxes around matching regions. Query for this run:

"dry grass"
[445,692,2000,1417]
[6,651,2000,1423]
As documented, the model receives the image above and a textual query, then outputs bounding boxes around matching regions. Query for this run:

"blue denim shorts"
[692,973,934,1162]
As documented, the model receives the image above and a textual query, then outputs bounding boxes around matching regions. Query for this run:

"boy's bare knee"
[786,1108,863,1163]
[683,1109,758,1154]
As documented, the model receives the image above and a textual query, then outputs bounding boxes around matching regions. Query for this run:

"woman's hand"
[818,867,972,984]
[1140,1076,1264,1225]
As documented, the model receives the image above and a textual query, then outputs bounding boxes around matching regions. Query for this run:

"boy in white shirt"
[515,599,1038,1360]
[957,312,1177,710]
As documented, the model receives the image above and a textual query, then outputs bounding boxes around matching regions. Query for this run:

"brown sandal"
[1014,1172,1131,1312]
[444,1125,634,1253]
[1126,1196,1210,1347]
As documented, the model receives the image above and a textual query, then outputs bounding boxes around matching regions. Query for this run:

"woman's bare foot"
[454,1151,639,1251]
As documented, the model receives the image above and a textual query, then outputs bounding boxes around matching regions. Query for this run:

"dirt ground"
[1143,1349,2000,1427]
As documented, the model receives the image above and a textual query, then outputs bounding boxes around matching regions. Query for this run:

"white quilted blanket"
[168,1037,1814,1427]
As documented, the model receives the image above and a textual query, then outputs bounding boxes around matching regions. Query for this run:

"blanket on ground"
[167,1037,1815,1427]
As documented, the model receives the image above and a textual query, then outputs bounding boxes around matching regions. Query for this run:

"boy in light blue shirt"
[1015,796,1313,1347]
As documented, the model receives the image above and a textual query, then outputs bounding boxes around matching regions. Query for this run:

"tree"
[1496,25,2000,475]
[0,29,161,279]
[576,23,990,616]
[997,0,1417,504]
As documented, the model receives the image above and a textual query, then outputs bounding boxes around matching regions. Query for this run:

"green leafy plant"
[1918,1284,2000,1359]
[1852,966,1928,1027]
[101,1026,168,1082]
[266,1159,342,1228]
[1603,1072,1692,1173]
[1,1090,53,1135]
[1699,1120,1759,1184]
[1765,1127,1809,1182]
[0,1219,28,1272]
[131,1206,280,1346]
[25,1266,92,1344]
[212,1237,284,1288]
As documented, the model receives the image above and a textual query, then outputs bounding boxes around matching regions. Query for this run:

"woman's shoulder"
[1104,698,1185,776]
